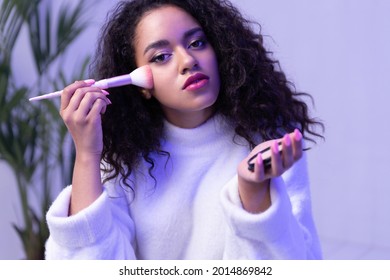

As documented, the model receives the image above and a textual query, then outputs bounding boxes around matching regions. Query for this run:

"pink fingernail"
[257,152,263,166]
[83,79,95,85]
[102,90,110,96]
[294,129,302,141]
[272,140,279,153]
[284,134,291,146]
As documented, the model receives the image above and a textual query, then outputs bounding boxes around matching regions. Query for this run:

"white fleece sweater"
[45,115,322,259]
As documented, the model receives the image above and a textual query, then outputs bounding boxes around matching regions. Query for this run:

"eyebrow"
[143,27,204,55]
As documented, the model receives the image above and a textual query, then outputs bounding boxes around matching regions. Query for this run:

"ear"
[141,89,152,99]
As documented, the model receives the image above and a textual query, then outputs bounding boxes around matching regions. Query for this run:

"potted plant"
[0,0,91,259]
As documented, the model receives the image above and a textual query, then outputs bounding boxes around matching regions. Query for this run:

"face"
[134,5,220,128]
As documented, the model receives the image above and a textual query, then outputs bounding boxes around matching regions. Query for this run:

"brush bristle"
[129,65,154,89]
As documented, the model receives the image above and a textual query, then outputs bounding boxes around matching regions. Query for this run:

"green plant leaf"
[1,0,94,260]
[56,1,90,55]
[0,86,28,121]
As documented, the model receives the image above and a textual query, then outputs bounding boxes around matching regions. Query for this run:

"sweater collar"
[162,114,235,152]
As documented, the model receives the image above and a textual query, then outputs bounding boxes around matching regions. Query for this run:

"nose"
[177,47,198,74]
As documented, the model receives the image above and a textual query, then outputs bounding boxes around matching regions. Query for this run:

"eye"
[188,38,207,49]
[150,53,172,63]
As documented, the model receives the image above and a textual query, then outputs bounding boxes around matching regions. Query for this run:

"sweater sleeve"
[45,183,136,260]
[219,153,322,259]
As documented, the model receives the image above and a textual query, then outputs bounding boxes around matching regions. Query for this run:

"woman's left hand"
[237,129,303,213]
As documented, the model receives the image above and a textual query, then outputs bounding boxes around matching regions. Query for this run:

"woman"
[45,0,324,259]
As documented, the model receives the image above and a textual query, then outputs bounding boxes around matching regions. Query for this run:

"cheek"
[207,52,220,87]
[211,62,221,92]
[150,65,178,92]
[152,71,169,91]
[150,74,173,102]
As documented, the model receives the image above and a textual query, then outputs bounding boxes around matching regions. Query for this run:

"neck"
[163,113,237,154]
[163,107,215,128]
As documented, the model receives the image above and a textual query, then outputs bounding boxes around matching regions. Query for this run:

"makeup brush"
[29,65,153,102]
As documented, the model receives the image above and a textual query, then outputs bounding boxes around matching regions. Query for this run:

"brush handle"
[29,74,133,102]
[29,65,151,102]
[29,90,63,101]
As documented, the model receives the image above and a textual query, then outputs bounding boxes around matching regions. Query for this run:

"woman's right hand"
[60,80,112,159]
[60,80,112,215]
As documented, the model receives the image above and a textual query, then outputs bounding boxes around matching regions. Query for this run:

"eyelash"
[149,38,208,64]
[150,53,171,63]
[188,38,207,49]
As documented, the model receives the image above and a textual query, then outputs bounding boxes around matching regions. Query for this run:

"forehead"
[135,5,200,46]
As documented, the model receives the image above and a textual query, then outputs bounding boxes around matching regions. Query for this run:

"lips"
[182,73,210,90]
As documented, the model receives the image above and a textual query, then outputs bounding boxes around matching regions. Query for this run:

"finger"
[292,129,303,161]
[282,133,294,169]
[65,87,90,113]
[69,88,110,113]
[78,90,111,117]
[270,140,283,176]
[60,80,95,111]
[100,104,107,115]
[271,140,283,176]
[253,152,265,181]
[89,97,112,117]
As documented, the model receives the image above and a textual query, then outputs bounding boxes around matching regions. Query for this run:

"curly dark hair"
[90,0,324,187]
